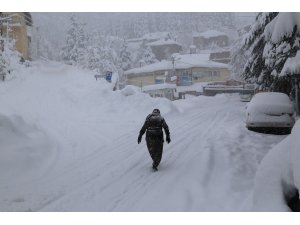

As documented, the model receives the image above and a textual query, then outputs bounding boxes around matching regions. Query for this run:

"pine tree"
[85,35,102,72]
[230,26,251,81]
[0,19,21,80]
[118,39,132,71]
[242,12,300,94]
[30,27,57,60]
[142,46,158,65]
[242,12,279,90]
[61,15,86,66]
[263,13,300,93]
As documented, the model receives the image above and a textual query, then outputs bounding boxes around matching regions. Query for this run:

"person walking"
[138,109,171,171]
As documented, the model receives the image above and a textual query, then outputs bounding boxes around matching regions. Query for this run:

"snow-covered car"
[240,93,253,102]
[240,84,255,102]
[246,92,295,133]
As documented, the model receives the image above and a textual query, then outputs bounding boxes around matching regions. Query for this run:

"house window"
[178,71,192,86]
[155,78,164,84]
[192,71,211,78]
[212,71,220,77]
[155,75,165,84]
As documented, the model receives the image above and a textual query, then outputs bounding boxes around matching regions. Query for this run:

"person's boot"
[152,163,158,171]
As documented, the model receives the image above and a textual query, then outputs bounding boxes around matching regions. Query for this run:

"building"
[193,30,229,50]
[124,53,230,88]
[142,32,172,44]
[146,39,183,61]
[0,12,32,60]
[209,49,231,64]
[142,83,177,101]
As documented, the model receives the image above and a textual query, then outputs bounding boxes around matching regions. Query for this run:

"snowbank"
[252,119,300,211]
[0,113,56,186]
[142,83,176,92]
[120,85,141,96]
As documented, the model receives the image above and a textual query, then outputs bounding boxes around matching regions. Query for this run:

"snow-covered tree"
[142,46,158,65]
[230,26,251,81]
[133,14,148,38]
[85,43,102,73]
[61,15,87,66]
[30,27,57,60]
[82,33,122,75]
[242,12,300,94]
[263,13,300,93]
[0,22,21,80]
[242,12,279,91]
[98,46,116,73]
[118,39,132,71]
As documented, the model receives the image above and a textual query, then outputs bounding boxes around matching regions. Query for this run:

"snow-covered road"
[0,62,286,211]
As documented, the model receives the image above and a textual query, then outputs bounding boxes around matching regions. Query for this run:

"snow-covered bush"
[121,85,141,96]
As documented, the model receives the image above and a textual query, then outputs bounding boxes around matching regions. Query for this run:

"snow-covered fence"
[203,85,251,96]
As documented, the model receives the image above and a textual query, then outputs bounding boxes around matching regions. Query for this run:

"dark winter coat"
[138,112,170,168]
[139,112,170,141]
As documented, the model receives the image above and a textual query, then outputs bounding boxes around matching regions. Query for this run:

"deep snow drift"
[252,119,300,211]
[0,61,288,211]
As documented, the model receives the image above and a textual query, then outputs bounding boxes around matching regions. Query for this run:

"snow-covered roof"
[142,32,170,41]
[146,39,182,47]
[193,30,227,38]
[176,53,210,64]
[142,83,177,92]
[125,53,229,76]
[280,50,300,76]
[176,82,208,93]
[127,38,144,43]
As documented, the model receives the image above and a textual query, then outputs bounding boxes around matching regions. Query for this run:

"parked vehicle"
[240,93,253,102]
[245,92,295,134]
[240,84,255,102]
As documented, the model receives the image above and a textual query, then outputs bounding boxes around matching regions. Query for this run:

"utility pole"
[0,13,5,81]
[295,78,299,115]
[171,54,176,85]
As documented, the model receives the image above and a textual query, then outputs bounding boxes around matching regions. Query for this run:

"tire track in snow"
[35,106,205,211]
[89,97,238,211]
